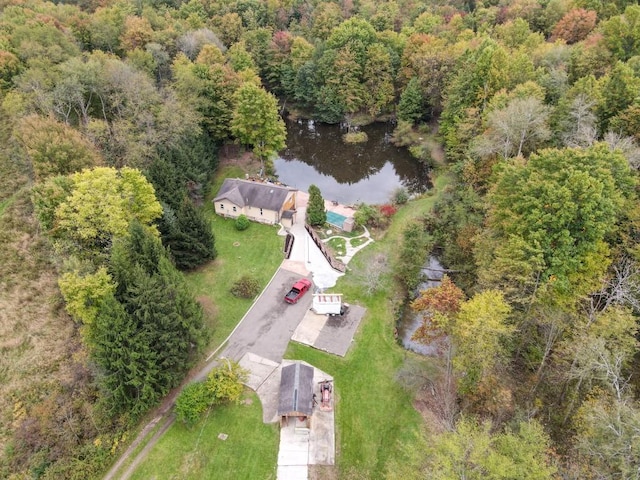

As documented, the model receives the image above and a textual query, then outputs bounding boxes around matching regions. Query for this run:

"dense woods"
[0,0,639,477]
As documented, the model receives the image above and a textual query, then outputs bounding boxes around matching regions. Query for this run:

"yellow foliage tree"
[55,166,162,251]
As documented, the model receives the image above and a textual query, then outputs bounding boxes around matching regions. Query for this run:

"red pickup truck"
[284,279,312,304]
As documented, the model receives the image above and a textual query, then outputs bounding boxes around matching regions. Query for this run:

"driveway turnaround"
[218,266,313,364]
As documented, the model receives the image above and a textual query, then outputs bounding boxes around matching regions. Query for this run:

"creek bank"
[397,255,447,356]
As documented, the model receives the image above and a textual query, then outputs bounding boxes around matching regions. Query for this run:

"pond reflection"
[274,119,431,205]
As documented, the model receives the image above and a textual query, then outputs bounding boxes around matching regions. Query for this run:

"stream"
[397,256,445,355]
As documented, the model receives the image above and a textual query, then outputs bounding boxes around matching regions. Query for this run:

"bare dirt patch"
[219,145,261,173]
[309,465,338,480]
[197,295,218,321]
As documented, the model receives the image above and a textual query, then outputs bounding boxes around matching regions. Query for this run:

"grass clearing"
[186,215,283,349]
[130,391,278,480]
[128,169,452,479]
[0,151,89,474]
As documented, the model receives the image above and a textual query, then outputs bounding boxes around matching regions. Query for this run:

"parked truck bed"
[284,278,312,304]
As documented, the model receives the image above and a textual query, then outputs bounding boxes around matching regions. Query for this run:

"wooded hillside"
[0,0,639,477]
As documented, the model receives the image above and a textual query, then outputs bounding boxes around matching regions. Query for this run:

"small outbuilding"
[277,362,314,428]
[213,178,297,226]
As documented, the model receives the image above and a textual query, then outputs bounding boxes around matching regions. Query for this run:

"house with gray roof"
[213,178,297,227]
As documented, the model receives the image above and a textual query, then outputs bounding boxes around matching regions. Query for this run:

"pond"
[397,256,446,356]
[274,118,431,205]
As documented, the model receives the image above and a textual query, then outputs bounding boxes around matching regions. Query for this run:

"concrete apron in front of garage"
[239,354,335,480]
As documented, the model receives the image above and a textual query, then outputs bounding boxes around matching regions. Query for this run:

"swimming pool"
[326,211,347,229]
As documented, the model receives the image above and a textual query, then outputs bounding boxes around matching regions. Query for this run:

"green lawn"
[349,236,367,247]
[285,173,451,478]
[186,165,284,349]
[128,170,451,479]
[130,391,278,480]
[327,237,346,256]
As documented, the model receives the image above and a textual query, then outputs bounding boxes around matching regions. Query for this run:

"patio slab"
[291,305,366,357]
[291,311,327,346]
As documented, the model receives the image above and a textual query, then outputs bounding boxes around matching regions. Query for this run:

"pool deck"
[293,191,373,266]
[296,192,357,219]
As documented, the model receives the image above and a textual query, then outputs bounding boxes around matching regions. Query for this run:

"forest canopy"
[1,0,640,478]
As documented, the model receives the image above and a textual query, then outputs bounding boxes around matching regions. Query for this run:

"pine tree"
[306,184,326,226]
[146,157,186,210]
[156,201,217,271]
[162,200,217,270]
[148,155,217,271]
[398,78,425,124]
[91,222,207,417]
[91,293,161,418]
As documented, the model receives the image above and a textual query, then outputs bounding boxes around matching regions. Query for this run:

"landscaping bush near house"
[379,204,397,219]
[354,203,383,228]
[230,275,260,298]
[175,382,210,427]
[355,203,398,229]
[234,214,250,231]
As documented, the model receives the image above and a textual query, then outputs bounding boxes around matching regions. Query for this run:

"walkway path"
[324,225,373,265]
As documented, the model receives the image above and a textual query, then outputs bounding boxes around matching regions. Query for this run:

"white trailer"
[312,293,347,315]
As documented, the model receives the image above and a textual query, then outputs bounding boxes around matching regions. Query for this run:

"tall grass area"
[187,165,285,349]
[130,391,278,480]
[286,173,451,478]
[0,144,85,474]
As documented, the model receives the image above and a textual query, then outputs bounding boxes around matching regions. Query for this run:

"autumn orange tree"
[411,275,464,345]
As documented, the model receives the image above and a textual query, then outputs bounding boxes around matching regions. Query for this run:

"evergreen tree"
[156,132,219,198]
[306,184,326,226]
[92,222,207,417]
[148,153,217,270]
[146,157,186,210]
[91,293,160,418]
[398,77,425,124]
[161,200,216,270]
